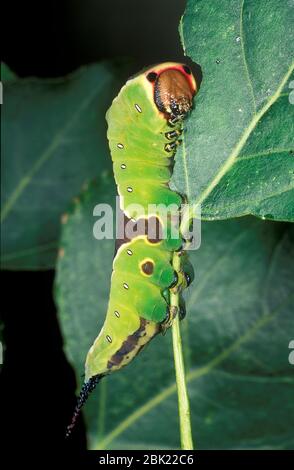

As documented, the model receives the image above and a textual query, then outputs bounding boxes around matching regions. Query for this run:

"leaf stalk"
[171,250,194,450]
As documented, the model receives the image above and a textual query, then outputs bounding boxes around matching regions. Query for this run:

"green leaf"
[55,177,294,449]
[1,63,17,83]
[172,0,294,221]
[1,62,127,270]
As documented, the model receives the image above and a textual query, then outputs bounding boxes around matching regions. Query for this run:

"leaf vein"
[94,293,291,449]
[188,62,294,216]
[0,82,106,223]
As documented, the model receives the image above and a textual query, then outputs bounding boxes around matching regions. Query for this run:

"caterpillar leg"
[165,129,182,140]
[161,305,179,334]
[182,254,195,289]
[161,250,194,329]
[178,252,194,320]
[179,294,187,320]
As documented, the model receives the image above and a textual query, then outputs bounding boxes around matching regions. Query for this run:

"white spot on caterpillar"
[121,164,126,169]
[135,103,142,113]
[127,187,133,192]
[114,310,120,318]
[127,249,133,256]
[117,143,124,149]
[106,335,112,343]
[123,283,129,290]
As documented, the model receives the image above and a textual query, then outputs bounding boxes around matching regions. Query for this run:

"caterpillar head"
[146,63,197,120]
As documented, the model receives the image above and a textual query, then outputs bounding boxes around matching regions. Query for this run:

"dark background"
[1,0,194,453]
[2,0,188,78]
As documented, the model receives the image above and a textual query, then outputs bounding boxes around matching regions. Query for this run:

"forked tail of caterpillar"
[65,375,102,438]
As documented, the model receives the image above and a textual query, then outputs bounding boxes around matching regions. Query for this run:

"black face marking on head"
[183,65,191,75]
[170,99,181,116]
[147,71,158,82]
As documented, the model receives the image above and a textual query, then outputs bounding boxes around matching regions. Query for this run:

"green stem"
[171,251,194,450]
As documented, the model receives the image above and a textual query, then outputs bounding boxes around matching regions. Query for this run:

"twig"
[171,251,194,450]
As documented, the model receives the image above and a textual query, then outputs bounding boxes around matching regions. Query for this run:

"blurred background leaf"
[172,0,294,221]
[1,62,129,270]
[1,63,17,83]
[55,177,294,449]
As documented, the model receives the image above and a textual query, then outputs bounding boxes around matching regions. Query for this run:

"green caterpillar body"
[67,62,197,436]
[107,73,182,217]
